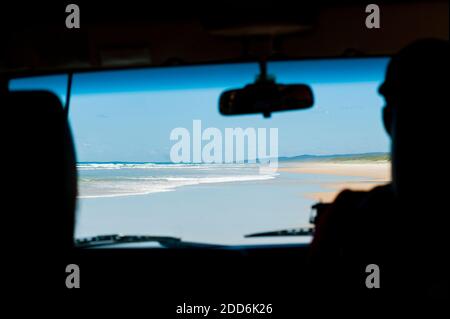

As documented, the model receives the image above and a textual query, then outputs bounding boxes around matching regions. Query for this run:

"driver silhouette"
[309,39,449,301]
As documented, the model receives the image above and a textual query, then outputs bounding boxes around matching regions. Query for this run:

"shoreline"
[279,161,391,202]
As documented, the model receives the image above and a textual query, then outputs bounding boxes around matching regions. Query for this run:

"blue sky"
[10,58,390,162]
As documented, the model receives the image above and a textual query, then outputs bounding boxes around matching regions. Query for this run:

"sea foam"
[78,162,277,198]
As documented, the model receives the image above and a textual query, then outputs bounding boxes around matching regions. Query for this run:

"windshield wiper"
[244,226,314,238]
[75,234,224,249]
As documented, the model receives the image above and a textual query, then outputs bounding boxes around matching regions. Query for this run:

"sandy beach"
[279,161,391,202]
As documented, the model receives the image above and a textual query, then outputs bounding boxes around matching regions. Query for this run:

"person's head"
[379,39,448,200]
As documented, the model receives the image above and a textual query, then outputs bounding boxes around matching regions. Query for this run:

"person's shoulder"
[312,189,366,233]
[334,184,392,209]
[359,184,394,208]
[313,184,393,234]
[317,184,393,227]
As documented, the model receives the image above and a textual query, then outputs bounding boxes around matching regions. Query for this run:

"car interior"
[1,0,448,313]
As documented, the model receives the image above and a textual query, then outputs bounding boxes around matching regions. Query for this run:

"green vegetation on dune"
[279,152,390,163]
[326,153,390,162]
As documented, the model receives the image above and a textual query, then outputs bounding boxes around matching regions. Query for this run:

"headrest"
[2,90,77,250]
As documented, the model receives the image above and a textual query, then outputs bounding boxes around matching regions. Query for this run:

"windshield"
[10,58,391,246]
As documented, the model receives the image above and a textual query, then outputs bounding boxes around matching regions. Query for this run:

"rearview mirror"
[219,61,314,118]
[220,82,314,118]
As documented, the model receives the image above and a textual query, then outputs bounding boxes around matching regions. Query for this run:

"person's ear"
[382,106,392,136]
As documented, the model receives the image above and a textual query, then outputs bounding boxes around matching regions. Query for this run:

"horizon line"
[77,151,389,164]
